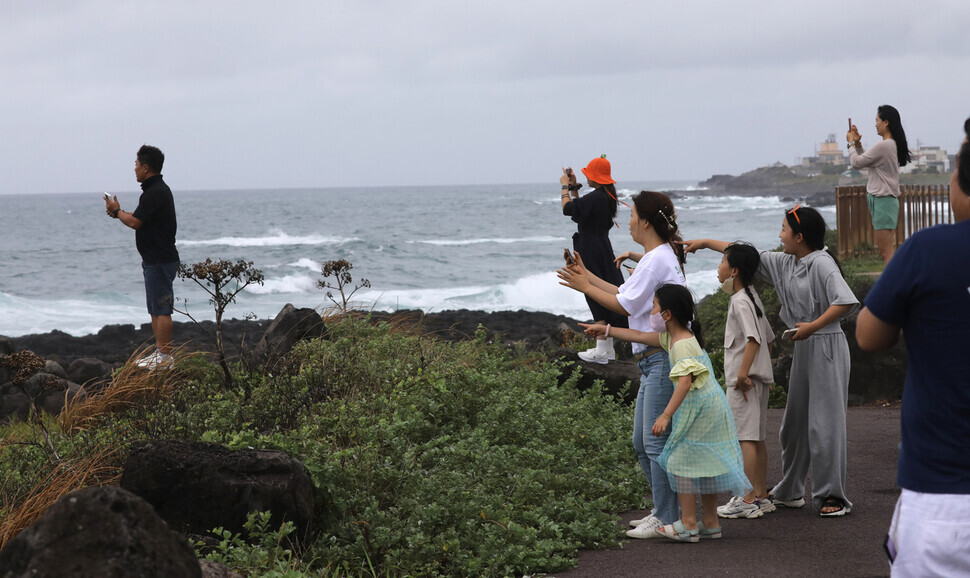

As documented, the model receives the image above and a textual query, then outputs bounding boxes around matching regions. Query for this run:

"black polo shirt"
[132,174,179,264]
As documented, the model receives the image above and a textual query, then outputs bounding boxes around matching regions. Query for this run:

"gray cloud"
[1,0,967,194]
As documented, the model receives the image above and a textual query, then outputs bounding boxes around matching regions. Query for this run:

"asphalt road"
[551,406,901,578]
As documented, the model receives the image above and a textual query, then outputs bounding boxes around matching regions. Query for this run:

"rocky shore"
[2,303,906,426]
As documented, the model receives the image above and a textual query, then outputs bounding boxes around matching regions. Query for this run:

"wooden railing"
[835,185,952,260]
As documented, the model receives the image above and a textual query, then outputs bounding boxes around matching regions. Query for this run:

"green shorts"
[867,194,899,230]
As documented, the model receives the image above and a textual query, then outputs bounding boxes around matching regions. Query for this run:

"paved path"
[552,406,900,578]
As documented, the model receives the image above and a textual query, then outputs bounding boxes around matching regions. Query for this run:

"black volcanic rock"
[122,440,315,546]
[9,318,270,365]
[251,304,326,368]
[0,486,202,578]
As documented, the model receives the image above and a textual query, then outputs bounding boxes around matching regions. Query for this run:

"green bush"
[140,317,646,576]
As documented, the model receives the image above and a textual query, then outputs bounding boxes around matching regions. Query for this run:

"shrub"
[146,317,645,576]
[177,258,264,388]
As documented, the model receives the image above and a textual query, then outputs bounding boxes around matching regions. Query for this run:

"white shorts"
[888,489,970,577]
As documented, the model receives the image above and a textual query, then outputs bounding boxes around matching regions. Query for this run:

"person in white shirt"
[558,191,687,538]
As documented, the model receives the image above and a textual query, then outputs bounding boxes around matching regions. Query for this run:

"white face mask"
[720,276,737,295]
[649,311,667,332]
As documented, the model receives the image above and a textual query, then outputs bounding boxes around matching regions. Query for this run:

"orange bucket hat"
[581,154,615,185]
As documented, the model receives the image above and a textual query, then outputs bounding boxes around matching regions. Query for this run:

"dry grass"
[0,347,191,549]
[0,442,123,549]
[59,345,190,433]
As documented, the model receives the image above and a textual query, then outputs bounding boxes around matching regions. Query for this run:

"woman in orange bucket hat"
[560,155,628,363]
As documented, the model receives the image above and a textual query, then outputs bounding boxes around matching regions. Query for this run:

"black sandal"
[819,497,851,517]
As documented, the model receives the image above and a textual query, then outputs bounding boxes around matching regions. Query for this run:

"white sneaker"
[578,348,610,364]
[579,344,616,360]
[628,510,656,528]
[716,496,743,517]
[625,515,663,539]
[717,497,763,519]
[137,351,173,371]
[135,350,161,368]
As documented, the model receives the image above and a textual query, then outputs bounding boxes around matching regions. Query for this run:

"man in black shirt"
[105,145,180,370]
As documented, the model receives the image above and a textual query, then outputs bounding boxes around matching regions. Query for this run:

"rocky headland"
[691,164,841,206]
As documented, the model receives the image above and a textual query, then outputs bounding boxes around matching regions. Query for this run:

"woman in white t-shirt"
[558,190,687,538]
[847,104,911,265]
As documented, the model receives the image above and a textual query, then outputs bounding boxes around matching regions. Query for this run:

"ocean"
[0,183,835,337]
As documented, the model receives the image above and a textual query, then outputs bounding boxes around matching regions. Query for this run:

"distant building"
[818,134,847,166]
[796,134,846,170]
[901,144,951,174]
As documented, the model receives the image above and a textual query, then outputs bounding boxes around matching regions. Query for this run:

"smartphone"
[563,248,575,265]
[565,167,573,177]
[848,117,852,130]
[782,328,797,340]
[103,192,112,201]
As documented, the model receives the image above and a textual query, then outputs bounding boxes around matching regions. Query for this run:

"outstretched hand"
[578,322,607,338]
[679,239,704,254]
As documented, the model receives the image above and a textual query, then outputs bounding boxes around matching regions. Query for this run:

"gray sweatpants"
[771,332,852,511]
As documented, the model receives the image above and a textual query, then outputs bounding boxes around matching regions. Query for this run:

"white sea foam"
[0,291,146,337]
[686,269,721,299]
[361,268,724,319]
[245,274,319,295]
[180,232,358,247]
[677,195,790,213]
[412,236,564,247]
[288,258,322,271]
[359,271,591,319]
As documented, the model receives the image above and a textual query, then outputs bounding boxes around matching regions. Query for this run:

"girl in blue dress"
[582,283,750,542]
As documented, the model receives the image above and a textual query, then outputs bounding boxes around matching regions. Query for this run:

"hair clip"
[657,208,676,228]
[787,203,802,225]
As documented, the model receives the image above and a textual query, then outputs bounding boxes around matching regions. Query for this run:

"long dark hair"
[877,105,911,167]
[601,183,618,217]
[724,242,763,318]
[632,191,686,266]
[959,117,970,196]
[785,205,843,275]
[655,284,704,349]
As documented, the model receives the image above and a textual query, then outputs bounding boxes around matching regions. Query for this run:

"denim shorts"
[142,261,179,316]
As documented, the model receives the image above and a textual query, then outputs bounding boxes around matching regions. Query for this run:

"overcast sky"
[2,0,968,195]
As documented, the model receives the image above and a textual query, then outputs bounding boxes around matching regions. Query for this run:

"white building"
[901,145,950,174]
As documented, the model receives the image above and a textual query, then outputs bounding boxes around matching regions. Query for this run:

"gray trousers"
[771,333,852,511]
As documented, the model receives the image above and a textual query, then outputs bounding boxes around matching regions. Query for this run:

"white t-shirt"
[616,243,686,353]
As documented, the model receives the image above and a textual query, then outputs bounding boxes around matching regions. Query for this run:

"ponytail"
[743,286,764,319]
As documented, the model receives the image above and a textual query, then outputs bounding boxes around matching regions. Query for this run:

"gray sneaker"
[717,497,763,519]
[770,495,806,509]
[757,497,777,514]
